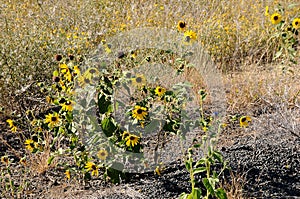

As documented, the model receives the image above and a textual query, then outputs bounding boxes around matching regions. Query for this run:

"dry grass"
[0,0,299,198]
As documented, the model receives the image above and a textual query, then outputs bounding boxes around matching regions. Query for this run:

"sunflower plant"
[266,4,299,68]
[179,90,228,199]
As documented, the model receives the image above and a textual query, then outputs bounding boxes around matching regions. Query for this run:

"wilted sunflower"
[125,134,140,147]
[177,21,186,32]
[131,74,146,87]
[184,30,197,43]
[292,18,300,30]
[97,149,108,160]
[240,116,251,128]
[270,13,282,25]
[85,162,99,176]
[132,105,148,120]
[155,86,166,97]
[45,112,60,128]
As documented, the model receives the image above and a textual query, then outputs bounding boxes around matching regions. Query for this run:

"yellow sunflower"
[85,162,99,176]
[270,13,282,25]
[44,112,61,128]
[184,30,197,43]
[265,6,269,17]
[73,65,81,76]
[122,131,130,140]
[132,105,148,120]
[59,63,69,74]
[131,74,146,87]
[240,116,251,128]
[25,139,36,152]
[61,100,74,112]
[6,119,14,128]
[292,18,300,30]
[65,170,71,179]
[155,86,166,97]
[125,134,140,147]
[177,20,186,32]
[97,149,108,160]
[1,156,9,165]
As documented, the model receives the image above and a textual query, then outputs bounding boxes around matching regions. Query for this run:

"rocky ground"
[1,106,300,199]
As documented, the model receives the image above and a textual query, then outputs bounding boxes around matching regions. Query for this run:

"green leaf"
[215,188,227,199]
[213,151,223,163]
[98,93,112,114]
[185,161,192,171]
[193,167,207,174]
[203,178,215,196]
[195,158,206,167]
[188,188,202,199]
[47,156,55,165]
[179,193,188,199]
[101,117,117,137]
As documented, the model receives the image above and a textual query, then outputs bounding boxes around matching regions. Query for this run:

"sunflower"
[1,156,9,165]
[6,119,14,128]
[85,162,99,176]
[73,65,81,76]
[177,20,186,32]
[78,74,92,88]
[265,6,269,17]
[184,30,197,43]
[25,139,35,152]
[132,105,148,120]
[97,149,108,160]
[11,126,17,133]
[125,134,140,147]
[61,100,74,112]
[155,86,166,97]
[64,71,72,82]
[270,13,282,25]
[65,170,71,179]
[44,112,61,128]
[239,116,251,128]
[131,74,146,87]
[122,131,130,140]
[292,18,300,30]
[59,63,69,74]
[19,157,27,166]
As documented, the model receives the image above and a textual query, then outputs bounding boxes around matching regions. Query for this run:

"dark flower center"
[179,22,186,28]
[51,116,58,122]
[100,152,106,156]
[241,118,247,122]
[30,142,35,148]
[91,165,97,170]
[130,136,136,140]
[296,21,299,25]
[89,69,96,74]
[137,109,143,114]
[84,78,90,83]
[274,16,278,20]
[136,77,142,83]
[158,88,162,92]
[53,76,60,82]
